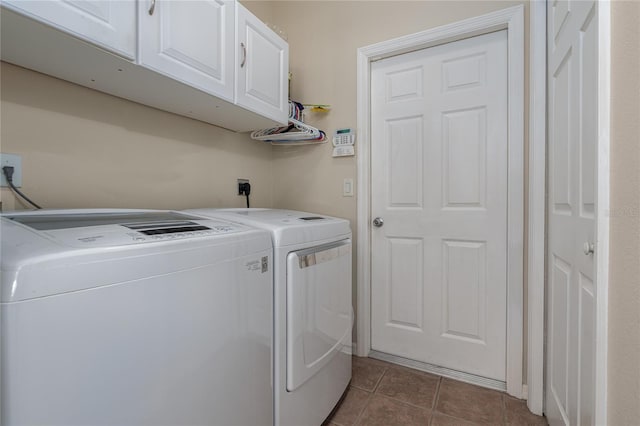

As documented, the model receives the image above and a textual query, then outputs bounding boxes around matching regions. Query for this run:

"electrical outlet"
[1,153,22,188]
[238,179,249,195]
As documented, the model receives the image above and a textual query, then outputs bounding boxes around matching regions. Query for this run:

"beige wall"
[608,1,640,424]
[0,62,274,211]
[0,0,282,211]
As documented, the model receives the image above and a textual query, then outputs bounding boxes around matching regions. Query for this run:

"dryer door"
[286,239,352,391]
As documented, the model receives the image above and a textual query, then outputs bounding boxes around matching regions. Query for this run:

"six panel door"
[370,30,509,381]
[546,0,598,424]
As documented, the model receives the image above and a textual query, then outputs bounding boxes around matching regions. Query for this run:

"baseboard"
[369,350,507,392]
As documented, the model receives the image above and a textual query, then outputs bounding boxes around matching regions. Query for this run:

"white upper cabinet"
[2,0,136,60]
[139,0,235,102]
[0,0,289,131]
[235,3,288,124]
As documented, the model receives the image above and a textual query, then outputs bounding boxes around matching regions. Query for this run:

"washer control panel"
[53,222,246,247]
[6,212,250,248]
[125,224,239,243]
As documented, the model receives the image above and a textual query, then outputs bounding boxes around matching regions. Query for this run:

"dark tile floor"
[325,357,547,426]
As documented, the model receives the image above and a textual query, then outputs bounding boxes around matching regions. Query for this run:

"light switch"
[343,178,354,197]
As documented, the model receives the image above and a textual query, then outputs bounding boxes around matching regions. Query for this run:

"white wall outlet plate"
[0,153,22,188]
[333,146,355,157]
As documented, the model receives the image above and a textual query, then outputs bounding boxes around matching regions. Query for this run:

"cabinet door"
[236,3,288,124]
[139,0,234,102]
[2,0,135,60]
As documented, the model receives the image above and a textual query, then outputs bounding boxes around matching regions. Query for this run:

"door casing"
[356,5,525,398]
[527,0,547,415]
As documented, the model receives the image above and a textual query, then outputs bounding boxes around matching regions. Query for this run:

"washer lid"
[1,209,272,302]
[184,208,352,247]
[7,211,203,231]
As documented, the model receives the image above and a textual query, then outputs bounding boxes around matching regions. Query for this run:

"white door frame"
[594,2,610,423]
[356,5,525,398]
[527,0,546,415]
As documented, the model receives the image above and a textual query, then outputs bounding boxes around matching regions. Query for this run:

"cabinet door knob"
[372,217,384,227]
[583,242,595,255]
[148,0,156,15]
[240,43,247,68]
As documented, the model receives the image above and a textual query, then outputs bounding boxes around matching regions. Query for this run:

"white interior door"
[370,30,508,381]
[546,0,599,424]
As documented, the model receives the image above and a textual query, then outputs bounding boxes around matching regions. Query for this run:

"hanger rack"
[250,101,328,145]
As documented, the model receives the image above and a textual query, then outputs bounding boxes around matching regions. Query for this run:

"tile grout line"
[373,364,440,412]
[428,376,443,425]
[350,384,373,392]
[353,362,388,426]
[432,376,509,425]
[371,364,389,393]
[352,389,373,426]
[502,393,507,426]
[373,390,437,412]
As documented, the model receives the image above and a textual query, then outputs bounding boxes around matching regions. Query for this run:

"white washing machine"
[185,208,353,426]
[1,209,273,426]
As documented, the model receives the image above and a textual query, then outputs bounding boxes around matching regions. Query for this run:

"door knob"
[583,242,595,255]
[372,217,384,227]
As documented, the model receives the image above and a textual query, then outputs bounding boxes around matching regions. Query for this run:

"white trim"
[504,5,525,400]
[356,46,372,359]
[527,0,547,416]
[356,5,525,398]
[595,1,610,423]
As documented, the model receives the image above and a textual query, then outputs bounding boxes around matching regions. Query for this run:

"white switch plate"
[343,178,354,197]
[0,153,22,188]
[332,146,355,157]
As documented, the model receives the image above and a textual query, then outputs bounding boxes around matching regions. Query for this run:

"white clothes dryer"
[1,209,273,426]
[185,208,353,426]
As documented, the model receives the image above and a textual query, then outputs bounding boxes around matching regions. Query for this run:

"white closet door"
[546,0,599,424]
